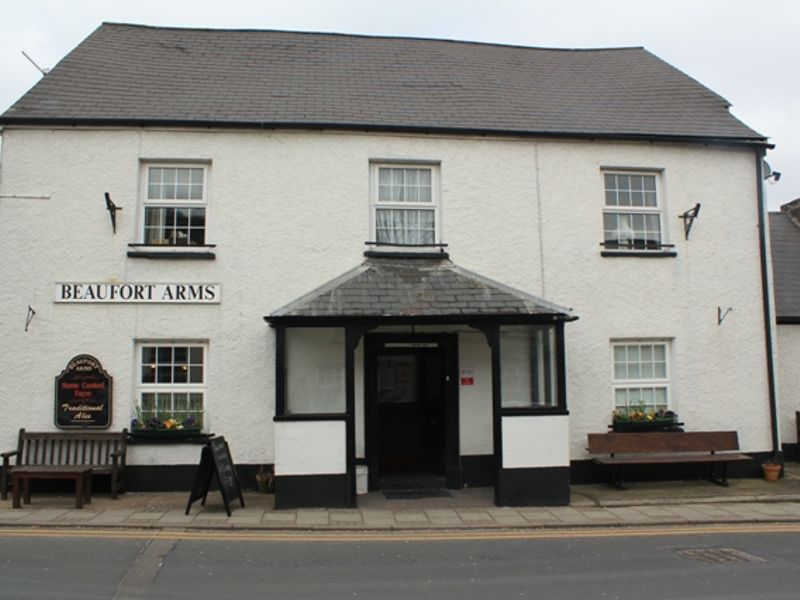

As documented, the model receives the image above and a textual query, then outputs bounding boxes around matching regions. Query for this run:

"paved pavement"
[2,465,800,532]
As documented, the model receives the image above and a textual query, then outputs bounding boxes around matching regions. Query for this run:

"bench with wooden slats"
[1,428,127,500]
[587,431,752,488]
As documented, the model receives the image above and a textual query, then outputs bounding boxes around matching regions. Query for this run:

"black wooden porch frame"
[266,314,572,507]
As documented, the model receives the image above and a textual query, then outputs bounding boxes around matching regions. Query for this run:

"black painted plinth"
[496,466,570,506]
[274,474,352,509]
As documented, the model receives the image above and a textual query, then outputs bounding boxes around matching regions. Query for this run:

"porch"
[265,254,577,509]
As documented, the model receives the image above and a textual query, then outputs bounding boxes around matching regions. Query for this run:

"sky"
[1,0,797,209]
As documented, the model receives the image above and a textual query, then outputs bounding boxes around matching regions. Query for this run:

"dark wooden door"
[376,347,446,475]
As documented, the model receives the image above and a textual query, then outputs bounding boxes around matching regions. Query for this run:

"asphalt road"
[1,526,799,599]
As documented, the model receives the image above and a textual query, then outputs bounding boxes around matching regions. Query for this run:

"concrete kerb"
[4,467,800,533]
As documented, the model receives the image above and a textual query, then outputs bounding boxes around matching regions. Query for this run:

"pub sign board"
[54,354,112,429]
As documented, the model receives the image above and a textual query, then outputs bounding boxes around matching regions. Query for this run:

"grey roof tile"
[268,256,572,319]
[770,209,800,319]
[1,23,763,141]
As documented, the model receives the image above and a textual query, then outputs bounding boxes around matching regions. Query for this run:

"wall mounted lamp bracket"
[104,192,122,234]
[718,306,732,325]
[679,203,701,240]
[25,305,36,332]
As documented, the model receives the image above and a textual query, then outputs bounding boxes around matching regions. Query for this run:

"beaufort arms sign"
[55,282,221,304]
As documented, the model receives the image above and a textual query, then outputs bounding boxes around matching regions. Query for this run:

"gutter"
[755,149,781,464]
[0,117,773,149]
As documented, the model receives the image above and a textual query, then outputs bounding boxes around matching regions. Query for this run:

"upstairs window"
[372,164,439,246]
[143,166,207,246]
[602,172,664,251]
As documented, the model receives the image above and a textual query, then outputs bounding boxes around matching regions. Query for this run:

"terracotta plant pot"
[762,463,781,482]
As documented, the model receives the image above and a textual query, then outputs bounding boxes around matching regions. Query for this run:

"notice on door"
[460,367,475,386]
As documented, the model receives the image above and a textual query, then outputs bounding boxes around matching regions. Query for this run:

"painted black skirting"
[274,474,352,509]
[781,443,799,462]
[127,464,265,492]
[496,466,570,506]
[460,455,495,487]
[570,451,772,485]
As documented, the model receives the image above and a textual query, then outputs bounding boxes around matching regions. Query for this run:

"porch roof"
[266,256,574,323]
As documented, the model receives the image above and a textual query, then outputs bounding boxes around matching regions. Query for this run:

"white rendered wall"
[502,415,570,468]
[458,331,493,454]
[274,420,346,475]
[777,325,800,447]
[0,127,772,469]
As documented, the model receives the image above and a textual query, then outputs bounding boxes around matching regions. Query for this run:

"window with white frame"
[137,343,206,428]
[372,164,439,246]
[612,341,670,412]
[142,165,207,246]
[602,172,663,250]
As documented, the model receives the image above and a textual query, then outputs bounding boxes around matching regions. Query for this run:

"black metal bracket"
[104,192,122,234]
[679,203,701,240]
[25,305,36,332]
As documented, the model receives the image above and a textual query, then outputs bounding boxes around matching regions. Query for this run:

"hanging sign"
[54,354,112,429]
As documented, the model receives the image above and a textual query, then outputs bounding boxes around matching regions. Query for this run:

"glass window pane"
[173,394,188,412]
[190,347,203,363]
[142,347,156,364]
[141,365,155,384]
[173,365,188,383]
[174,347,188,364]
[141,394,155,411]
[189,366,203,383]
[189,393,203,411]
[157,347,172,363]
[286,328,346,413]
[157,366,172,383]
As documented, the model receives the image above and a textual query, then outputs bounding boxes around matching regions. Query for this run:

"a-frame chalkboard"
[185,436,245,516]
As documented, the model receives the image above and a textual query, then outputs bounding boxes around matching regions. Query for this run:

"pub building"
[0,24,782,509]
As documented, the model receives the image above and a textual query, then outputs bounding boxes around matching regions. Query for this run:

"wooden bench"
[1,429,127,500]
[587,431,752,489]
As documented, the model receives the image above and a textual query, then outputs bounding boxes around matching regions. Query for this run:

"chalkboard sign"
[185,436,245,516]
[54,354,112,429]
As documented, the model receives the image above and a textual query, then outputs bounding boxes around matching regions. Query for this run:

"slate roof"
[1,23,764,143]
[770,206,800,320]
[267,257,573,320]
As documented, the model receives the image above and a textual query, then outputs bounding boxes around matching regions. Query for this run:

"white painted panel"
[459,331,494,454]
[502,415,569,468]
[274,420,346,475]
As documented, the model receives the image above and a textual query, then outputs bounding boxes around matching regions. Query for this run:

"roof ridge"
[99,21,645,53]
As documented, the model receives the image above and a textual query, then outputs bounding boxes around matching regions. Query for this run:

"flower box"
[131,428,203,437]
[611,408,681,432]
[610,418,682,432]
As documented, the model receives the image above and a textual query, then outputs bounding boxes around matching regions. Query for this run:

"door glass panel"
[377,355,418,404]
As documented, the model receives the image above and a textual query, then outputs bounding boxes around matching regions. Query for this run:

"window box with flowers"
[611,407,682,432]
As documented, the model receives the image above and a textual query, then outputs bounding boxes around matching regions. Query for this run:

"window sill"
[128,431,213,444]
[601,250,677,258]
[500,407,569,417]
[364,242,449,259]
[274,413,347,422]
[127,244,216,260]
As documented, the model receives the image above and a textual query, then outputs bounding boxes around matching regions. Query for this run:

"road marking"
[1,523,800,543]
[112,539,177,600]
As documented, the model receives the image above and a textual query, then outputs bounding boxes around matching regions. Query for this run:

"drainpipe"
[755,148,781,466]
